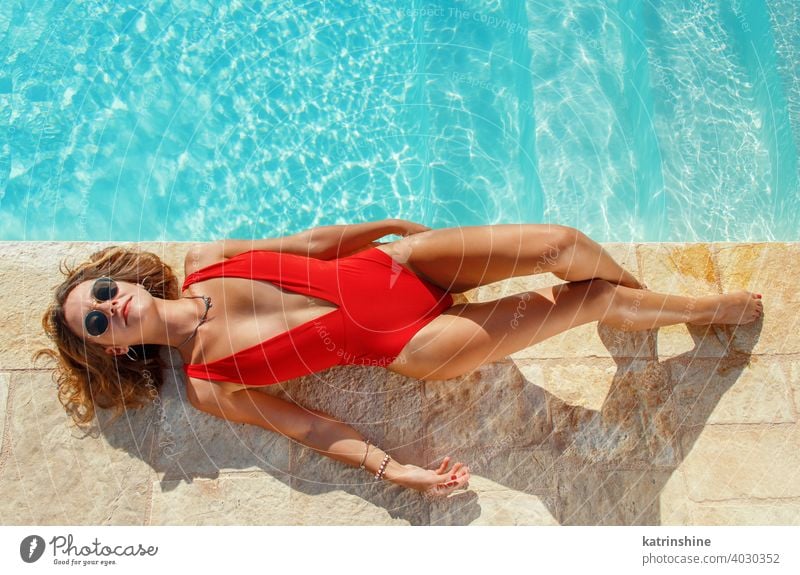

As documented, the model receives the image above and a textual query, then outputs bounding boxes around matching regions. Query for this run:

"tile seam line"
[689,495,800,504]
[0,374,14,476]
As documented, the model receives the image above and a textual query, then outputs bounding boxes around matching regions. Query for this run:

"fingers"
[424,466,472,499]
[433,456,471,486]
[438,464,471,488]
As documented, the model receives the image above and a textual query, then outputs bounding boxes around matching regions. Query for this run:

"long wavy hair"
[36,247,181,428]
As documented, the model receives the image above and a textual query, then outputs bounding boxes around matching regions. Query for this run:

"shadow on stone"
[420,317,763,525]
[90,316,762,525]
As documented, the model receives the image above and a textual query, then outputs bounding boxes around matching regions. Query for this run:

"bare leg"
[386,224,645,292]
[600,285,763,331]
[389,280,764,381]
[553,230,647,289]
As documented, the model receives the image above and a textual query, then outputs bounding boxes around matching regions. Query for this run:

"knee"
[581,278,619,317]
[548,225,589,265]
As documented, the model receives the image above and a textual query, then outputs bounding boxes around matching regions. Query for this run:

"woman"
[38,219,763,498]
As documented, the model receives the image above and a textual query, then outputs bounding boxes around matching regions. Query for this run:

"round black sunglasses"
[84,277,119,337]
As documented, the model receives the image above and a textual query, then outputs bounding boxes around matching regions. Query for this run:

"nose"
[93,295,122,316]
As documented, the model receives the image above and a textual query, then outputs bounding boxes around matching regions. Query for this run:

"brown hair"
[35,246,181,428]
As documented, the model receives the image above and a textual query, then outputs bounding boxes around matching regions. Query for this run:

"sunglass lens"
[85,310,109,336]
[92,278,118,301]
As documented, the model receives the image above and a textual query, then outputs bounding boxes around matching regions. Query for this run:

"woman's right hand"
[394,457,471,498]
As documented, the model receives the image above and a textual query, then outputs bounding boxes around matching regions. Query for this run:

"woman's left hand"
[389,219,432,237]
[393,457,471,498]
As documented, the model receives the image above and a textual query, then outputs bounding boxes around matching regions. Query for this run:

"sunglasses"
[84,277,119,337]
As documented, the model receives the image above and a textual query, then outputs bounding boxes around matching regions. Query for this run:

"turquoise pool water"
[1,1,797,242]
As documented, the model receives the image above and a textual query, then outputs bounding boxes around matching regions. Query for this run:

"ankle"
[686,295,712,324]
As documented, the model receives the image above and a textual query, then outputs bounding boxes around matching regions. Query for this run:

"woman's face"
[63,279,155,353]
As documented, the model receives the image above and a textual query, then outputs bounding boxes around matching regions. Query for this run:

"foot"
[689,291,763,326]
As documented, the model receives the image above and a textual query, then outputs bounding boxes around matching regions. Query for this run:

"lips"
[122,297,131,325]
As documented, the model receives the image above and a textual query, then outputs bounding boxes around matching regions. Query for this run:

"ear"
[104,346,128,357]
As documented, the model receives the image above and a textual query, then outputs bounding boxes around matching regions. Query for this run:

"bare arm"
[215,229,318,259]
[307,218,404,260]
[217,220,402,261]
[189,219,430,268]
[186,379,470,495]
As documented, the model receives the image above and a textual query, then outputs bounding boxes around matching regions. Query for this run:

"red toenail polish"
[451,475,456,480]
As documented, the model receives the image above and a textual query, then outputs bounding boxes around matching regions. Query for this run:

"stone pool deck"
[1,241,798,525]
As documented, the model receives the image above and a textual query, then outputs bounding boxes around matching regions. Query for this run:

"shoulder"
[183,241,226,278]
[185,376,247,408]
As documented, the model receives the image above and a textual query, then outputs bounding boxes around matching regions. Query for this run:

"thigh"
[386,279,614,381]
[378,224,574,293]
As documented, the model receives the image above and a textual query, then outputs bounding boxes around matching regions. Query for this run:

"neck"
[147,296,210,348]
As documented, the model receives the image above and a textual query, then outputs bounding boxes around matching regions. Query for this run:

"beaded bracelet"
[375,453,391,480]
[359,440,371,470]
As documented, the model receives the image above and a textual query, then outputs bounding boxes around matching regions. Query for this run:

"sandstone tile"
[508,322,616,361]
[638,243,720,294]
[659,469,696,524]
[470,486,559,525]
[509,359,551,442]
[660,467,800,526]
[540,360,680,467]
[0,371,153,524]
[0,372,9,440]
[422,363,537,462]
[713,243,800,303]
[670,359,795,426]
[664,469,800,525]
[152,367,291,483]
[516,369,555,448]
[429,479,559,526]
[281,365,387,432]
[526,359,615,411]
[478,446,558,493]
[379,376,425,466]
[747,305,798,356]
[150,472,292,525]
[649,323,733,359]
[661,467,800,526]
[554,457,674,525]
[789,359,800,418]
[712,243,797,355]
[428,447,559,525]
[677,424,800,501]
[682,500,800,525]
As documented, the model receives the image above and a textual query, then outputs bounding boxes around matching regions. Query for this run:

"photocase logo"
[20,535,46,563]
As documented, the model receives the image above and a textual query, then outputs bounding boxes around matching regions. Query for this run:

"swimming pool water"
[1,1,797,242]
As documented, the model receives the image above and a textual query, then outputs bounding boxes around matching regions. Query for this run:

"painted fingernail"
[451,475,457,480]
